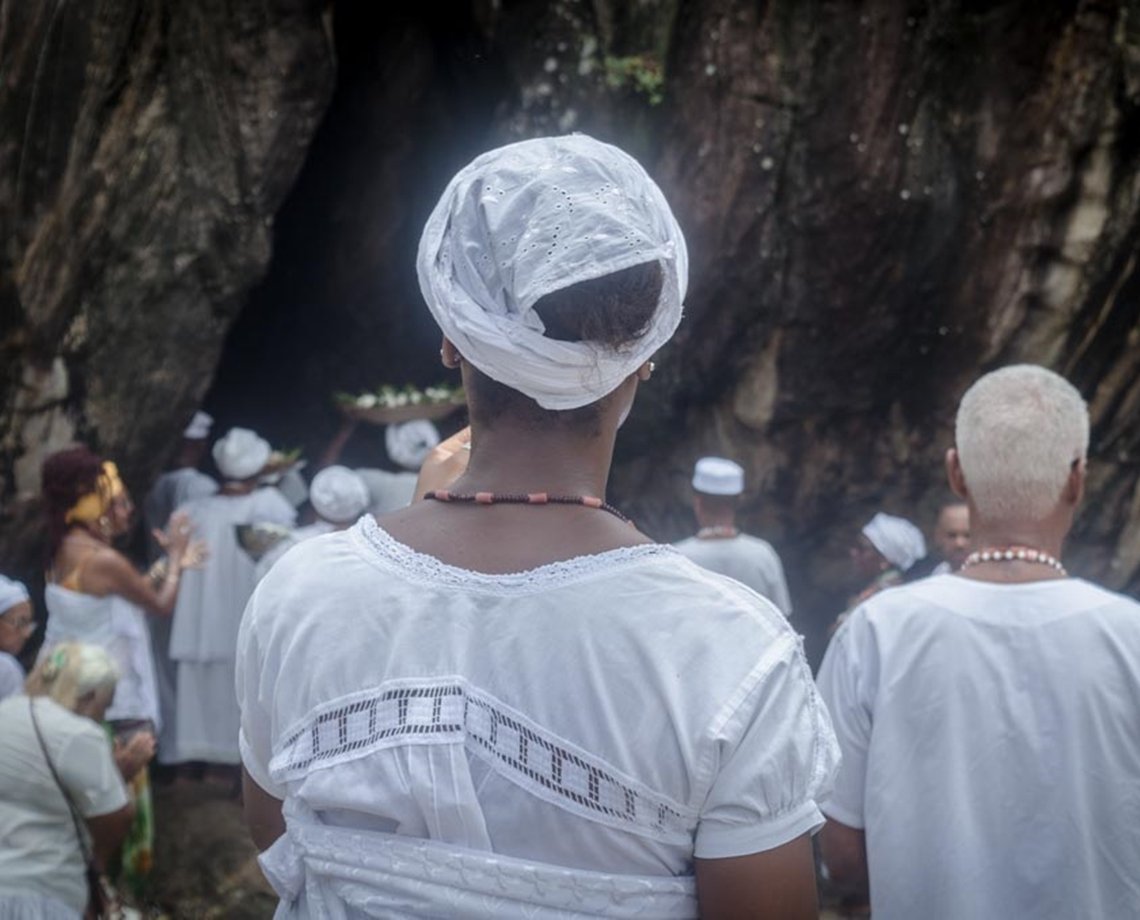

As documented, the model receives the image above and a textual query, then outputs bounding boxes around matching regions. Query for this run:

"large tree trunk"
[2,0,1137,657]
[0,0,334,576]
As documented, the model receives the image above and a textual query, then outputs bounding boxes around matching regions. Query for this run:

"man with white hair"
[166,427,296,768]
[675,457,793,616]
[818,365,1140,919]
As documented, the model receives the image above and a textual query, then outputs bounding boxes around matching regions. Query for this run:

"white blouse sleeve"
[236,586,285,799]
[694,634,840,859]
[815,610,877,829]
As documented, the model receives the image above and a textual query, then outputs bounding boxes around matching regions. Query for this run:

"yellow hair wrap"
[64,461,124,524]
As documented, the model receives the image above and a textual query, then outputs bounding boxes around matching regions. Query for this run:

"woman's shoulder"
[2,694,97,740]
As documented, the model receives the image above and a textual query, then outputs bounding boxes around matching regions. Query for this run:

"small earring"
[648,361,656,374]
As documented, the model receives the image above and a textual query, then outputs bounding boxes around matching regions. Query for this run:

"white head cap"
[417,134,688,411]
[386,420,440,471]
[309,466,371,523]
[183,411,214,440]
[692,457,745,496]
[862,512,927,572]
[0,575,29,616]
[212,427,271,481]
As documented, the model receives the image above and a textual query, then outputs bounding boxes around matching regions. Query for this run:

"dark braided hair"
[467,261,664,433]
[41,445,104,559]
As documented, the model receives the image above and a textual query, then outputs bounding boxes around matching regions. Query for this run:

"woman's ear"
[440,338,462,370]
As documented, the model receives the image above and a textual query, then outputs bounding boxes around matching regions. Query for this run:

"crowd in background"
[1,134,1138,920]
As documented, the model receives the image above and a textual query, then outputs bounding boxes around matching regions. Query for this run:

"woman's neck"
[451,424,615,498]
[960,517,1069,583]
[66,524,109,547]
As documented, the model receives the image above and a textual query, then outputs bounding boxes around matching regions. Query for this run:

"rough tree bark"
[1,0,1137,652]
[0,0,334,575]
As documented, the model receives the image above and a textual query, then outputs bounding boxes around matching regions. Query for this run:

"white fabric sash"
[261,817,698,919]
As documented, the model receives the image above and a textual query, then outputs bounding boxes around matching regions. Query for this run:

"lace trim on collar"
[354,514,675,594]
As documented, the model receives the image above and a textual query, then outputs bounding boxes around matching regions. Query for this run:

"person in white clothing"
[675,457,793,616]
[143,410,218,561]
[818,364,1140,920]
[0,576,34,700]
[41,445,200,886]
[170,427,295,767]
[238,135,838,919]
[0,643,138,920]
[254,465,371,579]
[142,410,218,766]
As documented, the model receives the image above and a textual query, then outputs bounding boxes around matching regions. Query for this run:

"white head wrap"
[385,420,440,471]
[183,411,214,440]
[692,457,745,496]
[417,134,688,410]
[213,427,271,481]
[309,466,371,523]
[862,512,927,572]
[0,576,29,616]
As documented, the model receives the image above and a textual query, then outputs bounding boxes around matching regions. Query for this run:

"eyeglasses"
[1,616,35,634]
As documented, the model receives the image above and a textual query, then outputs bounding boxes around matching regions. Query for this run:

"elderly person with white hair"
[818,365,1140,919]
[0,576,35,699]
[0,642,142,919]
[238,135,837,919]
[167,427,296,768]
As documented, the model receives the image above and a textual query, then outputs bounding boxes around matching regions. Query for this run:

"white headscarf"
[385,421,440,471]
[862,512,927,572]
[183,411,214,440]
[213,427,271,481]
[417,134,688,410]
[309,466,371,523]
[0,576,29,616]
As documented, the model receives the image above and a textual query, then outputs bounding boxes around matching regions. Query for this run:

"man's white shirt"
[817,573,1140,920]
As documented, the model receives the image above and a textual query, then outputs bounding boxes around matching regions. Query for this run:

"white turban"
[0,576,29,616]
[183,411,214,440]
[417,134,688,410]
[213,427,271,481]
[310,466,370,523]
[862,512,927,573]
[385,420,440,471]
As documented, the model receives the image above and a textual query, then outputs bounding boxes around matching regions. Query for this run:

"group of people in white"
[0,134,1138,920]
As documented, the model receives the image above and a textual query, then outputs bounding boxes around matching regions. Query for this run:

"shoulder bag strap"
[27,696,98,866]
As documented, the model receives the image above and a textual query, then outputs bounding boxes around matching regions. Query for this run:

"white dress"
[237,516,838,918]
[42,586,160,728]
[169,488,295,764]
[817,574,1140,920]
[143,466,218,757]
[0,696,128,918]
[674,534,793,616]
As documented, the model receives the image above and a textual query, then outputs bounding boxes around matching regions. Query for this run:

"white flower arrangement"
[335,383,465,410]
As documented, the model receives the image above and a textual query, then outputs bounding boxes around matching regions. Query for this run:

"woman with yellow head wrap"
[40,445,207,897]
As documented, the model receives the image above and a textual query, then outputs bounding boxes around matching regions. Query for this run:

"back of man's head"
[955,364,1088,522]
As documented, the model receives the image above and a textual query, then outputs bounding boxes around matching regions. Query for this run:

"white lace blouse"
[237,516,837,916]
